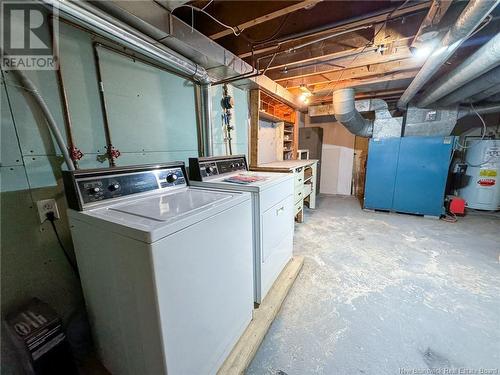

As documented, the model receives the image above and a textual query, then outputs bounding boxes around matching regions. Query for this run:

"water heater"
[459,139,500,210]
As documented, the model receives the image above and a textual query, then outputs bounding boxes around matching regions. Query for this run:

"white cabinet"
[252,160,318,223]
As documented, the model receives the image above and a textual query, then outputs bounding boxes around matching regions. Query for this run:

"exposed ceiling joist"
[309,89,406,105]
[306,69,419,94]
[155,0,190,11]
[279,57,423,88]
[237,1,431,59]
[257,34,376,72]
[209,0,323,40]
[271,44,415,83]
[411,0,453,47]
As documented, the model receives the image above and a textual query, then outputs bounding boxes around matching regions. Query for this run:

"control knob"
[108,183,120,191]
[205,166,215,174]
[166,173,178,183]
[89,187,101,194]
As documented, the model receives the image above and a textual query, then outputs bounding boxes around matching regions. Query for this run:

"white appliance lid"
[205,171,292,191]
[110,189,232,222]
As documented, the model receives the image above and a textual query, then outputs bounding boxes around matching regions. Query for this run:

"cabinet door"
[393,136,453,216]
[260,195,294,299]
[364,138,400,210]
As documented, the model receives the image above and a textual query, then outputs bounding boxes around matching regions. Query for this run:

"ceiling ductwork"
[332,89,374,138]
[332,89,402,138]
[469,86,500,103]
[437,66,500,106]
[417,31,500,107]
[43,0,211,83]
[458,102,500,118]
[397,0,500,109]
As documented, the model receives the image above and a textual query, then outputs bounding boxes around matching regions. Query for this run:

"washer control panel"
[63,163,187,210]
[189,156,247,180]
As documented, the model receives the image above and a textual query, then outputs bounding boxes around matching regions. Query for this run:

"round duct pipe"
[437,66,500,106]
[397,0,499,109]
[417,32,500,107]
[332,89,373,138]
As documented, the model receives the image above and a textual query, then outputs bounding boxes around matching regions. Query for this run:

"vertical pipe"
[201,84,213,156]
[194,84,205,157]
[50,16,80,168]
[7,68,75,171]
[92,43,116,166]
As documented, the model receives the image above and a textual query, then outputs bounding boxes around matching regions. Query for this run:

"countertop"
[251,160,318,172]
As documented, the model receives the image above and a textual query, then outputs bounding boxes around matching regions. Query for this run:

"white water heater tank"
[459,139,500,210]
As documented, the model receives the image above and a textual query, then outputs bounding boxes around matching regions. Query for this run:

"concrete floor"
[248,195,500,375]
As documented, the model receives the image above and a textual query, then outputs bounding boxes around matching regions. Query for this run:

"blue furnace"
[364,136,455,217]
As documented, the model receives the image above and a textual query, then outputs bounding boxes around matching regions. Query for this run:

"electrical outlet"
[37,199,60,223]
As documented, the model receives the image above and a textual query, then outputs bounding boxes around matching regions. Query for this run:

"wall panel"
[97,47,198,155]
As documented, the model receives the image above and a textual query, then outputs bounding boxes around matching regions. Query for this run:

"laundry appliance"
[63,162,253,375]
[189,155,294,304]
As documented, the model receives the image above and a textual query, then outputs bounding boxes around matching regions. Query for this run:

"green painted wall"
[210,84,249,157]
[1,20,249,374]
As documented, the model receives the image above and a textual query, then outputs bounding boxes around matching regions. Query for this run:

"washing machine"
[63,162,253,375]
[189,155,294,304]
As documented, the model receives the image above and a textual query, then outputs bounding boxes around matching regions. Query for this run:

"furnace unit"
[364,136,455,217]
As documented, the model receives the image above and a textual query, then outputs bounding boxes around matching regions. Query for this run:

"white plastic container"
[459,139,500,210]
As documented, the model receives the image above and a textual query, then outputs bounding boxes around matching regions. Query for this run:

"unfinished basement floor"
[248,195,500,375]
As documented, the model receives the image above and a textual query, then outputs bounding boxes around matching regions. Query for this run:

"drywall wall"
[305,115,355,195]
[1,19,249,374]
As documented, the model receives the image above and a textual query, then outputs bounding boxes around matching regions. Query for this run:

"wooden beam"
[308,89,406,105]
[411,0,453,47]
[238,1,430,59]
[309,69,419,94]
[260,34,378,72]
[210,0,323,40]
[217,257,304,375]
[249,89,260,168]
[276,57,422,88]
[273,47,416,86]
[261,13,421,77]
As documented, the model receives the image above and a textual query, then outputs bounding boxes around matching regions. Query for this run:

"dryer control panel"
[189,155,247,180]
[63,163,188,210]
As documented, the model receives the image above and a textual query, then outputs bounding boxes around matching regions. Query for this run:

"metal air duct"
[469,85,500,103]
[437,66,500,106]
[44,0,215,155]
[458,102,500,118]
[332,89,374,137]
[397,0,499,109]
[43,0,210,83]
[417,32,500,107]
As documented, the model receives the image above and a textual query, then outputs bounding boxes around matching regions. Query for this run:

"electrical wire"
[324,0,412,97]
[241,14,291,45]
[47,213,80,277]
[172,4,243,36]
[457,103,487,150]
[456,104,495,168]
[441,212,458,223]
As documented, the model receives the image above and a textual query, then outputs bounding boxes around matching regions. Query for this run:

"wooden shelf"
[259,110,283,123]
[250,89,299,166]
